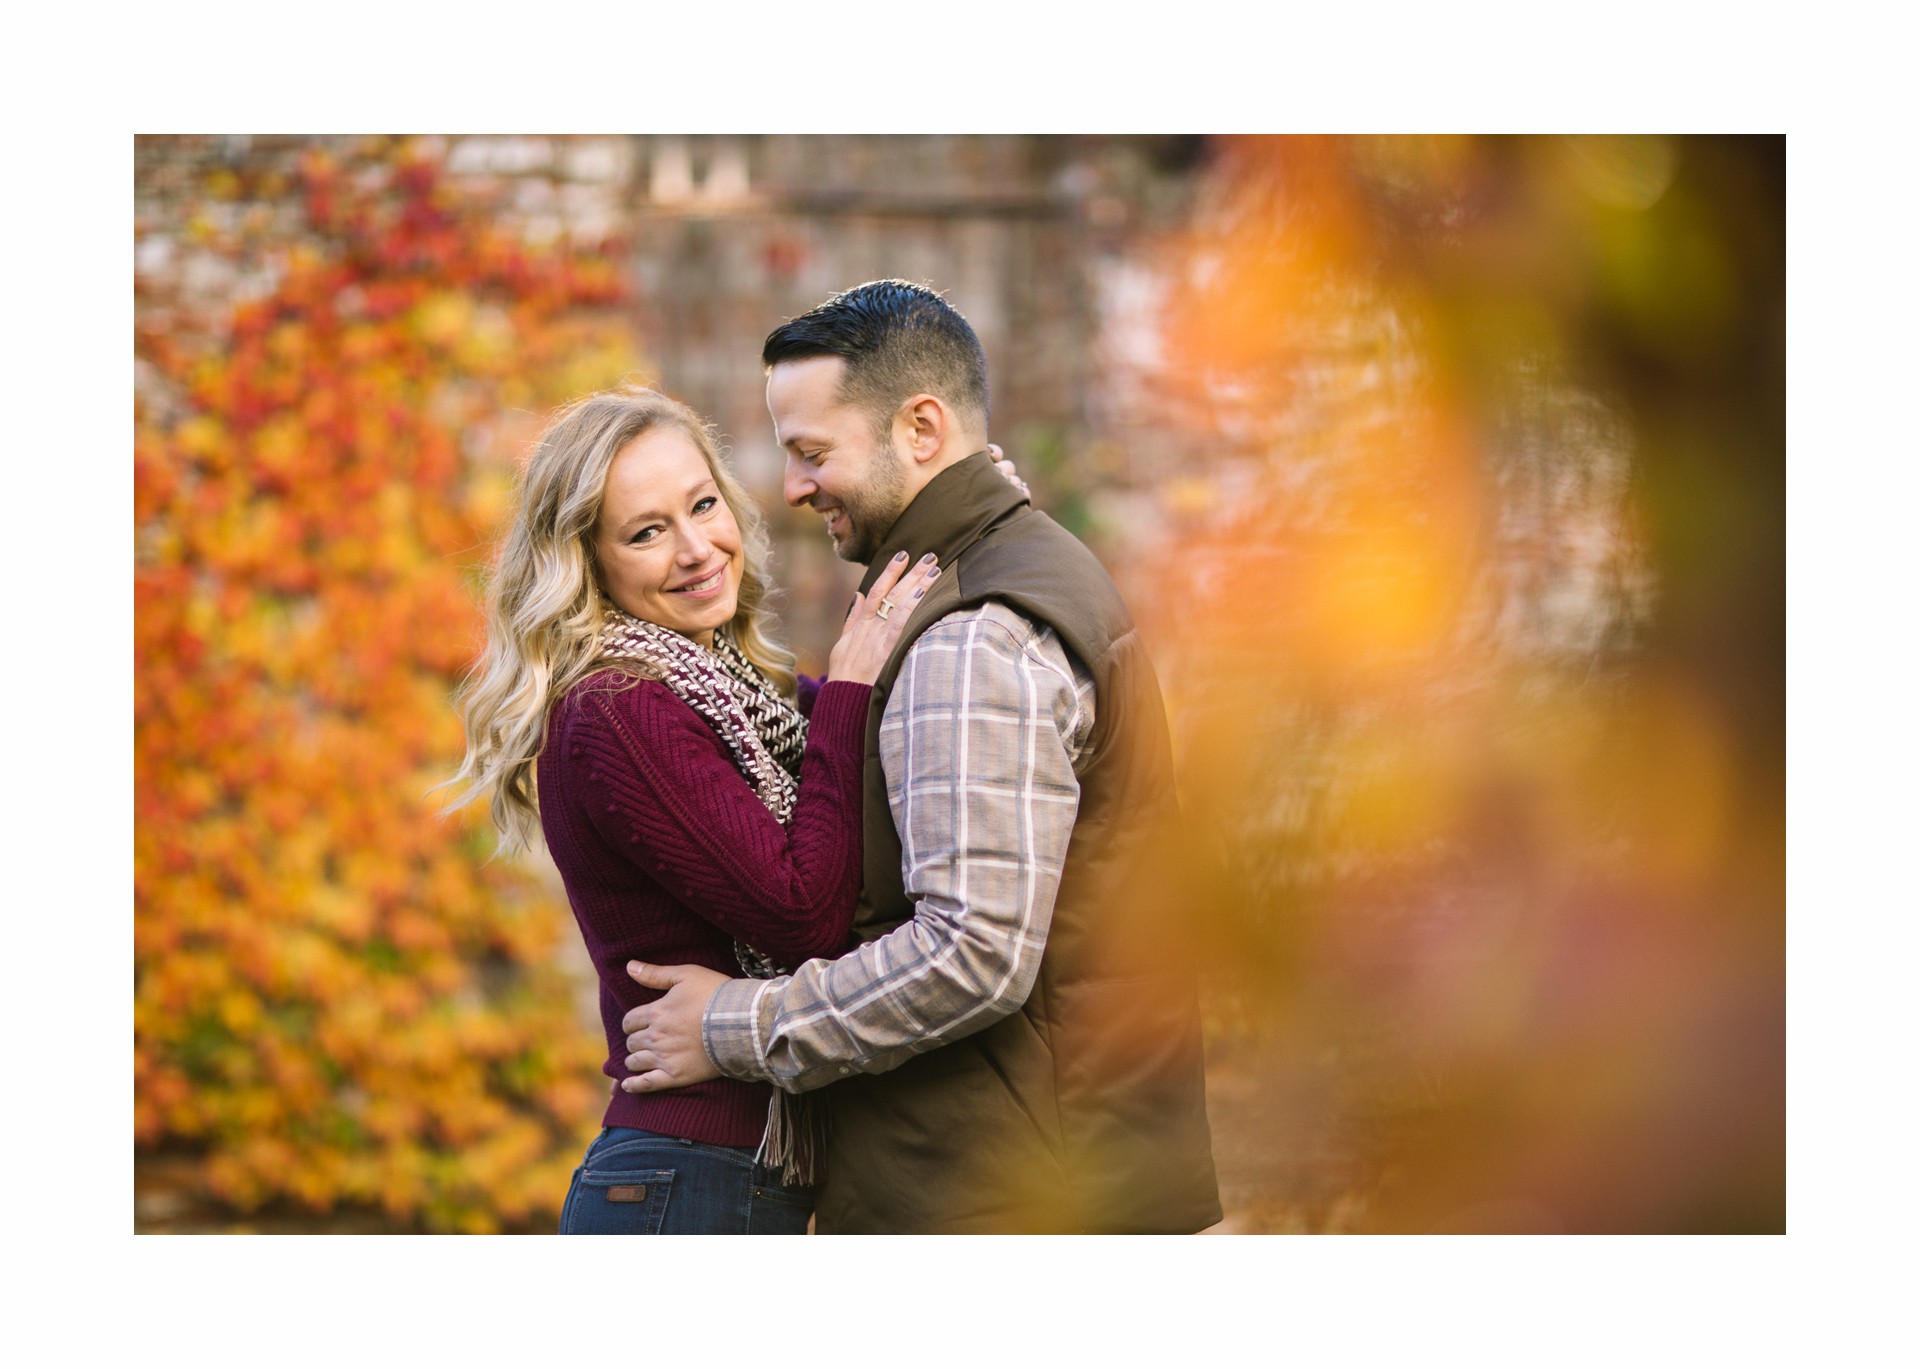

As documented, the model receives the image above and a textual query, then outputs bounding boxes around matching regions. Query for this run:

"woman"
[448,385,941,1234]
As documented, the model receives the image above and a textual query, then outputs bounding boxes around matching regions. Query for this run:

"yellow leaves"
[286,1153,341,1212]
[1556,135,1678,213]
[250,411,307,484]
[314,993,384,1065]
[453,301,516,373]
[451,1006,513,1057]
[268,926,343,994]
[371,484,427,575]
[1328,720,1478,862]
[1163,475,1214,518]
[1304,521,1453,669]
[137,138,628,1232]
[461,467,516,536]
[339,320,388,367]
[461,1116,550,1195]
[536,1074,602,1124]
[217,988,262,1035]
[496,375,535,411]
[174,768,223,819]
[551,331,649,400]
[175,414,231,469]
[206,1151,269,1210]
[305,880,375,942]
[376,975,428,1022]
[362,1095,426,1146]
[1574,676,1738,893]
[412,290,475,348]
[234,1086,283,1131]
[266,320,309,366]
[205,167,242,202]
[1356,134,1478,198]
[261,1037,327,1113]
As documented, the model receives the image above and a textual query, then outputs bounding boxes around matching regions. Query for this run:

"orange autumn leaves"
[1131,136,1778,1230]
[135,141,640,1230]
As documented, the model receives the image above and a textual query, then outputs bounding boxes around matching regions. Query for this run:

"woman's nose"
[678,526,712,562]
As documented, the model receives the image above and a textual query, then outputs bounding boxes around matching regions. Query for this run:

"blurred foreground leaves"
[1128,137,1782,1231]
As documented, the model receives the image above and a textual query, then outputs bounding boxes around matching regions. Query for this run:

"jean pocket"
[559,1164,676,1235]
[744,1178,814,1234]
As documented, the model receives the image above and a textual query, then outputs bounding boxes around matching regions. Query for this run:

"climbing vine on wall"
[135,137,641,1231]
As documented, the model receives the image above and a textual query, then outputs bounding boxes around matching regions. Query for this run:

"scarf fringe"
[756,1089,824,1187]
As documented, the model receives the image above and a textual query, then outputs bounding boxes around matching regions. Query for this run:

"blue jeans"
[558,1127,814,1235]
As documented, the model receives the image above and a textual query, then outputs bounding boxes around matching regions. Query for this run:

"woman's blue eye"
[630,526,659,544]
[694,496,718,515]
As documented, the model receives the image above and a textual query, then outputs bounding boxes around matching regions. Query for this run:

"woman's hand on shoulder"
[827,552,942,686]
[988,443,1030,499]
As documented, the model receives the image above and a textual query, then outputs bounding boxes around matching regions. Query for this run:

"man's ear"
[899,394,948,465]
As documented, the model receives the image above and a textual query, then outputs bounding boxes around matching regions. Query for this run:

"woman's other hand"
[827,551,941,685]
[988,443,1030,499]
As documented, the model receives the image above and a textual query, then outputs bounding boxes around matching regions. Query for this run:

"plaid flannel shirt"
[702,600,1096,1092]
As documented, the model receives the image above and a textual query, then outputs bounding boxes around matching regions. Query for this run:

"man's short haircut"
[761,279,989,437]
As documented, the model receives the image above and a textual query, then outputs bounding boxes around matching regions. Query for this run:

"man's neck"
[902,436,989,502]
[857,448,1025,594]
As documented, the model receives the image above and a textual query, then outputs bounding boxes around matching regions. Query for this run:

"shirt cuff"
[703,975,782,1083]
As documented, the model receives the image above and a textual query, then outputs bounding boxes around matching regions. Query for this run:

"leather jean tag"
[606,1185,648,1203]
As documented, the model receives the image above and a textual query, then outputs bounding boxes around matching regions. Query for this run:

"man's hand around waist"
[619,961,728,1092]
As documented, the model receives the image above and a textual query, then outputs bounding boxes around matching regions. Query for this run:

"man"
[621,280,1221,1234]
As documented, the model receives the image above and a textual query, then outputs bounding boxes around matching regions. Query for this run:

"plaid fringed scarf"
[595,608,824,1184]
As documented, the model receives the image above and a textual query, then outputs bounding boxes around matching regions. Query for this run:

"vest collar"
[856,449,1030,597]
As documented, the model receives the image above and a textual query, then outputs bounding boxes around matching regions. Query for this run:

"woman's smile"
[671,564,730,597]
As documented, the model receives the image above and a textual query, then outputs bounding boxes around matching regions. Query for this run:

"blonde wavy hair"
[447,385,796,851]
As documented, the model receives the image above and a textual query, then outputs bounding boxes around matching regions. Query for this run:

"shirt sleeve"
[702,605,1096,1092]
[571,676,871,968]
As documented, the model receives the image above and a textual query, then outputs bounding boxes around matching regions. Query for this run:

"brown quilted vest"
[812,451,1222,1233]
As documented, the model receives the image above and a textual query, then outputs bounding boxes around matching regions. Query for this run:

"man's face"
[768,356,908,565]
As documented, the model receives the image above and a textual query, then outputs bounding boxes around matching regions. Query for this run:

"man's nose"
[782,456,815,508]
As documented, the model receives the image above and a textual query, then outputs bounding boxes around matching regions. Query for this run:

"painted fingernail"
[928,568,941,580]
[920,553,936,564]
[893,551,908,563]
[914,585,926,598]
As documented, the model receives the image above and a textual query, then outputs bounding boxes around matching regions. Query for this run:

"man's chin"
[830,531,875,564]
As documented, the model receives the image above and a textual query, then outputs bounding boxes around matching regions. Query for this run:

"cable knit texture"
[537,670,869,1145]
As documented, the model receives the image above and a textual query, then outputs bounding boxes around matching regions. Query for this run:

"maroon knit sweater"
[537,669,869,1145]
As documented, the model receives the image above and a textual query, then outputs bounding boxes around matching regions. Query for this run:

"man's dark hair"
[761,279,989,436]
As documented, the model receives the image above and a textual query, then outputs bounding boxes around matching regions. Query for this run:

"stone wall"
[620,134,1205,662]
[136,133,1207,668]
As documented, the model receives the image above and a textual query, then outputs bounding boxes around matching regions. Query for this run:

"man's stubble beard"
[834,436,910,566]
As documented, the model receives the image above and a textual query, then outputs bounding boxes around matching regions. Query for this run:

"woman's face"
[593,425,744,647]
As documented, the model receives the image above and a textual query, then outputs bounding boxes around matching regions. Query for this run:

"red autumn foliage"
[135,138,642,1231]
